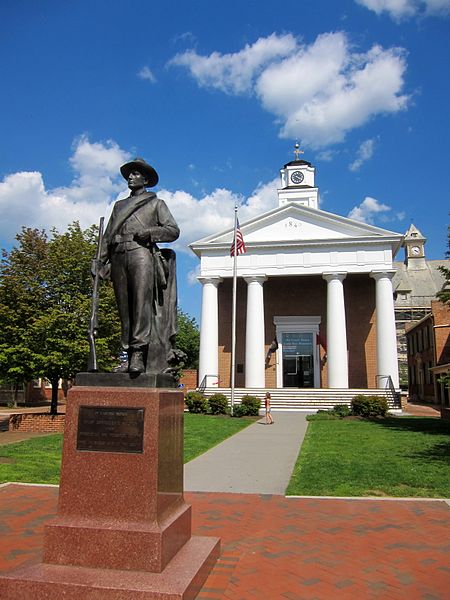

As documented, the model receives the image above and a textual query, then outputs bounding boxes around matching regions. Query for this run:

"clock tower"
[403,223,427,269]
[277,143,319,209]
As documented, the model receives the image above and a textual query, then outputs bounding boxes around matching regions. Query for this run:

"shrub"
[332,404,351,418]
[240,395,261,416]
[208,393,229,415]
[351,395,388,418]
[184,391,208,414]
[231,404,247,418]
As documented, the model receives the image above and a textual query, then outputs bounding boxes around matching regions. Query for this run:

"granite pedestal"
[0,383,219,599]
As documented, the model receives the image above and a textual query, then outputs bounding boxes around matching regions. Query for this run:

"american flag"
[230,219,247,256]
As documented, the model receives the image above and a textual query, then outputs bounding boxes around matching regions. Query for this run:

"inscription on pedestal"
[77,406,144,453]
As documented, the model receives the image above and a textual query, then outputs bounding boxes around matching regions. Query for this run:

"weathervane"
[294,142,304,161]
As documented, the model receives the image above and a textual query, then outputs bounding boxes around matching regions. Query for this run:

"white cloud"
[239,178,279,221]
[187,265,201,286]
[138,66,157,83]
[347,196,392,223]
[0,137,281,255]
[0,136,130,244]
[169,33,297,95]
[263,37,409,147]
[355,0,450,19]
[170,32,409,148]
[316,149,337,162]
[160,187,243,250]
[424,0,450,15]
[161,178,280,253]
[160,179,280,252]
[349,138,377,171]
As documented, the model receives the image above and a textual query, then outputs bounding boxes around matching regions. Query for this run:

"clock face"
[291,170,304,184]
[411,246,421,255]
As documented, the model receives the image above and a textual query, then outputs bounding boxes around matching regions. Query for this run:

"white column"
[244,276,267,388]
[198,276,222,388]
[323,272,349,388]
[370,271,399,389]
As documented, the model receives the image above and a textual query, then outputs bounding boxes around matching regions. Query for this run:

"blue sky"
[1,0,449,320]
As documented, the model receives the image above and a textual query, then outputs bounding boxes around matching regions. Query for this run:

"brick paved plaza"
[1,483,448,599]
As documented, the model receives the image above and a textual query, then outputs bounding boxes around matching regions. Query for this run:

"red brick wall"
[218,278,247,388]
[345,275,377,388]
[406,303,449,402]
[217,273,377,388]
[431,300,450,365]
[179,369,198,391]
[9,413,65,433]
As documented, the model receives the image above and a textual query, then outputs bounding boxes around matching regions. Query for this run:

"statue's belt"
[113,234,135,243]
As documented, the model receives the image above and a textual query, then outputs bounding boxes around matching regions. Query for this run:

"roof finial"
[294,142,304,161]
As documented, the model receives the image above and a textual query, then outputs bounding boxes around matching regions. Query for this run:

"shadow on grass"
[410,441,450,464]
[369,416,450,466]
[372,416,450,436]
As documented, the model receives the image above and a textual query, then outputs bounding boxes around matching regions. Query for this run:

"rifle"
[87,217,105,372]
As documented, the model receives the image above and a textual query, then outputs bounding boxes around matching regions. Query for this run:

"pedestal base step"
[0,535,220,600]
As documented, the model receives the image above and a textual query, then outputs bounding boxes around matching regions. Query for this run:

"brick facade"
[217,273,378,389]
[406,300,450,404]
[9,413,65,433]
[179,369,198,391]
[432,300,450,365]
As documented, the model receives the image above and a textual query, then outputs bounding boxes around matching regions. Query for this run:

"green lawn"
[286,416,450,498]
[0,414,254,485]
[183,413,255,462]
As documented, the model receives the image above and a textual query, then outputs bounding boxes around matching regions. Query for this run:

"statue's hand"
[134,230,151,244]
[91,259,110,280]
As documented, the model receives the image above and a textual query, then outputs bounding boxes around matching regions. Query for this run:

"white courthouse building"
[190,152,403,408]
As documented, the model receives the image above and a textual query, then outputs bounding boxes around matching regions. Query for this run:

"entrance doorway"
[282,333,314,388]
[274,316,321,389]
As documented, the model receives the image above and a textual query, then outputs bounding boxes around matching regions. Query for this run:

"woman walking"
[264,392,274,425]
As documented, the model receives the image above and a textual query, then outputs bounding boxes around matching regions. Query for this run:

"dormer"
[277,143,319,209]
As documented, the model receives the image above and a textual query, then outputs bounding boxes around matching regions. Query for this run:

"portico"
[191,152,402,394]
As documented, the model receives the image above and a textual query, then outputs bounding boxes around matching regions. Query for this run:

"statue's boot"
[129,350,145,373]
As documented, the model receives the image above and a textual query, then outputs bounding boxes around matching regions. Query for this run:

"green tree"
[0,228,48,406]
[0,223,121,414]
[437,223,450,304]
[176,309,200,369]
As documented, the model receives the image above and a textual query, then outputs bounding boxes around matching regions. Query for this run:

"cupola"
[277,143,319,209]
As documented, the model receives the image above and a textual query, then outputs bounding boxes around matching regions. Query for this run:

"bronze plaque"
[77,406,144,453]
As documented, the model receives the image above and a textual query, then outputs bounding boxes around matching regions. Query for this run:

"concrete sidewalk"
[184,412,310,494]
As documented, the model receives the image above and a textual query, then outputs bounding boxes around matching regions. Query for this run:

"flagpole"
[230,204,238,415]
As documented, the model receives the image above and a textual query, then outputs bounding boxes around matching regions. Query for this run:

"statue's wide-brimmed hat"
[120,157,159,187]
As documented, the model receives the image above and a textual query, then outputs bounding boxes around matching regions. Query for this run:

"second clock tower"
[403,223,427,269]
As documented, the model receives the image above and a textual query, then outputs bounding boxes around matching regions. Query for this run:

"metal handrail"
[377,374,401,406]
[198,374,219,393]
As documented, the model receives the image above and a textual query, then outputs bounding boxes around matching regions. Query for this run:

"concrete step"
[198,387,401,410]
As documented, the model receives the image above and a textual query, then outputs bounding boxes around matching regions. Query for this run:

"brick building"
[406,300,450,411]
[190,151,403,402]
[392,224,449,388]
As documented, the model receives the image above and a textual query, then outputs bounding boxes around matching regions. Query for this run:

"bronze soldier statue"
[95,157,180,374]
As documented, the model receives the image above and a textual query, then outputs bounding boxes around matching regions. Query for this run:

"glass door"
[282,332,314,388]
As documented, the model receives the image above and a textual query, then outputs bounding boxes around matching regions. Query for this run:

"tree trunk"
[50,377,59,415]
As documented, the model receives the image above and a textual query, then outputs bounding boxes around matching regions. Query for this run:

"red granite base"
[43,500,192,572]
[1,535,220,600]
[0,385,220,599]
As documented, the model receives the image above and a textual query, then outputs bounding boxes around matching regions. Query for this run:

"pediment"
[190,204,402,253]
